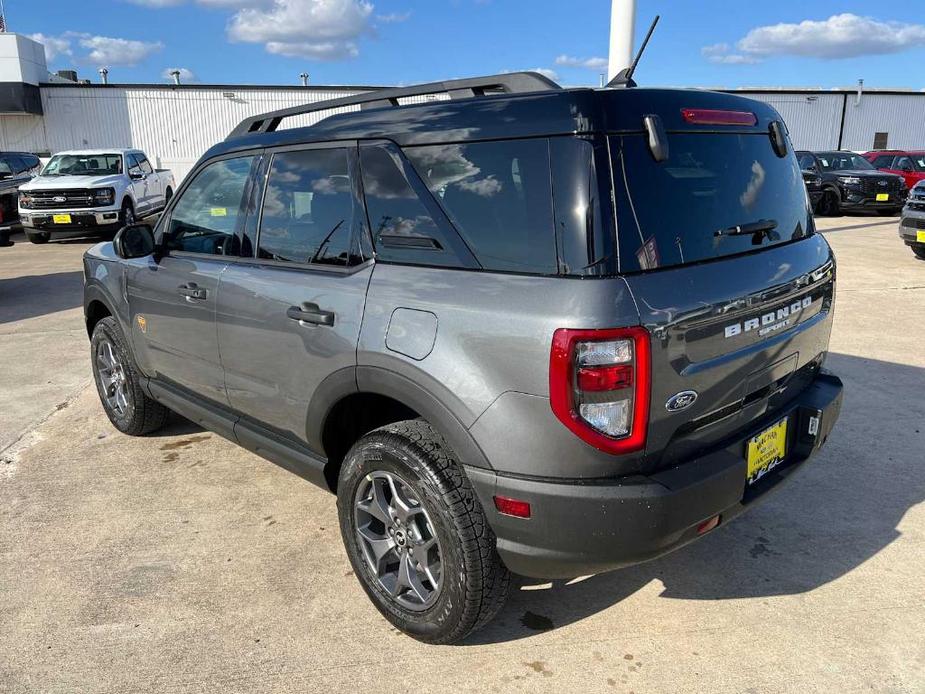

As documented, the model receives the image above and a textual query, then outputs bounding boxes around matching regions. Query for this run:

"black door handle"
[178,282,208,300]
[287,302,335,326]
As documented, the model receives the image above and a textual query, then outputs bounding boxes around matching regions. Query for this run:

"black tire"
[121,199,136,226]
[337,420,510,644]
[91,316,169,436]
[0,231,11,247]
[820,190,841,216]
[912,244,925,260]
[26,230,50,244]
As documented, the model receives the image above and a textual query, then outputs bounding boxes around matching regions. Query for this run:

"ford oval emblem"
[666,390,698,412]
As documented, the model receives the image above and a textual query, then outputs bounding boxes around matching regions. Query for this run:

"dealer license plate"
[876,193,890,202]
[746,418,788,485]
[52,214,72,224]
[917,230,925,243]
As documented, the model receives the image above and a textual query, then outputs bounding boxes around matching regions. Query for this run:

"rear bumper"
[468,373,843,579]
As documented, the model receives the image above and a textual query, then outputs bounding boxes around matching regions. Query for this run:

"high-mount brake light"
[681,108,757,126]
[549,327,650,455]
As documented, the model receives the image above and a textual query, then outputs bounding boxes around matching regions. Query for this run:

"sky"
[11,0,925,90]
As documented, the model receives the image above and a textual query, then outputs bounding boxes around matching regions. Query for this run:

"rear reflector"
[494,495,531,519]
[697,515,721,535]
[681,108,757,126]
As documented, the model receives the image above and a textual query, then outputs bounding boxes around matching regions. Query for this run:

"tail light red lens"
[549,327,650,455]
[681,108,757,126]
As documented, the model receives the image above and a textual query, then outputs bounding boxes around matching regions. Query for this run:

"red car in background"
[863,150,925,190]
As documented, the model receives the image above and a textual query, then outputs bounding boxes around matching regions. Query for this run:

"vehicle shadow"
[0,271,85,324]
[463,352,924,645]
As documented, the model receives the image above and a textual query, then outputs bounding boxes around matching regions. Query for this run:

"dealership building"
[3,33,925,182]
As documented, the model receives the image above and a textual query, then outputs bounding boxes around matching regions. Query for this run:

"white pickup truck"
[18,149,175,244]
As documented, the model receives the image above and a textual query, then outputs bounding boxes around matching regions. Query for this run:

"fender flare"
[305,365,493,471]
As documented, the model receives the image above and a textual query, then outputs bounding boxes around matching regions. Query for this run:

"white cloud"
[701,43,759,65]
[705,14,925,65]
[28,33,73,62]
[228,0,374,60]
[162,66,197,82]
[554,55,608,71]
[78,35,164,66]
[376,11,411,23]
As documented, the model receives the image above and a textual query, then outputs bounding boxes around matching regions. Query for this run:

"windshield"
[612,133,811,272]
[815,153,874,172]
[42,154,123,176]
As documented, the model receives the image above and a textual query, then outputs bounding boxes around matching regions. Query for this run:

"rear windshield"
[611,133,811,272]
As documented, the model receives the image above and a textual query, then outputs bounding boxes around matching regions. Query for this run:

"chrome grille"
[25,189,96,209]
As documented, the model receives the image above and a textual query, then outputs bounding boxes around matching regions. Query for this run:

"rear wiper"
[714,219,778,241]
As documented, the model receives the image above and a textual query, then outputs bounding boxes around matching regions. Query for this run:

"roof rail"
[227,71,561,139]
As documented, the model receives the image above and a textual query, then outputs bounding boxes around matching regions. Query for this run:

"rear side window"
[612,133,812,272]
[258,148,358,266]
[359,143,476,269]
[405,139,557,274]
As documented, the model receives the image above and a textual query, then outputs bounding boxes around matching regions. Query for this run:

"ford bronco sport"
[83,73,843,644]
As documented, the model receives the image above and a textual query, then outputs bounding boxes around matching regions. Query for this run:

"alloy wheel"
[353,469,443,611]
[95,338,133,418]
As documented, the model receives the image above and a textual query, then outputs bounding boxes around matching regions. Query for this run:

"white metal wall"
[742,92,845,150]
[841,94,925,151]
[38,86,372,182]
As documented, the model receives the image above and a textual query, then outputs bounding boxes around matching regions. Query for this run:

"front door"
[217,145,371,442]
[126,154,258,404]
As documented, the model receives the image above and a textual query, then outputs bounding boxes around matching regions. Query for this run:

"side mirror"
[113,223,156,259]
[769,120,788,158]
[130,171,145,181]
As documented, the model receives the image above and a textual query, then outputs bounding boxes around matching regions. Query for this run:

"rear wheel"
[26,231,50,244]
[912,244,925,260]
[337,420,510,644]
[91,316,169,435]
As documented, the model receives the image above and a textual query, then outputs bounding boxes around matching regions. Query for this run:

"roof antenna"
[606,15,659,88]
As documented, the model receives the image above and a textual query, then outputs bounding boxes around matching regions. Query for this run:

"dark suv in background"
[797,150,906,216]
[83,73,843,643]
[0,151,41,245]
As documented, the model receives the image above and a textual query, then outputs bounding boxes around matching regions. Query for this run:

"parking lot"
[1,217,922,693]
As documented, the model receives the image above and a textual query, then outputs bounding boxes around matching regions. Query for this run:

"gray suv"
[83,73,843,643]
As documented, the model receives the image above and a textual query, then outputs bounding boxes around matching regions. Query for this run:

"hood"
[832,169,902,179]
[21,174,123,191]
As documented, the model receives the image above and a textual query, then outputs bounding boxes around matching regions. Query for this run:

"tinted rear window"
[611,133,811,272]
[404,139,557,274]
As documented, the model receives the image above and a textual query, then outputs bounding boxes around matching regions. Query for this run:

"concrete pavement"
[1,219,923,693]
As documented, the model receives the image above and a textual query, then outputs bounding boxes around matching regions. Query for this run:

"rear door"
[607,100,835,472]
[216,143,372,445]
[126,154,257,404]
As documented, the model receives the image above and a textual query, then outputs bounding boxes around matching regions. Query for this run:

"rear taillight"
[681,108,757,126]
[549,327,650,454]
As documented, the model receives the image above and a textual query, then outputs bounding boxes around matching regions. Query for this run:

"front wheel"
[91,317,169,435]
[121,200,136,227]
[820,190,841,216]
[26,231,50,244]
[337,420,510,644]
[912,244,925,260]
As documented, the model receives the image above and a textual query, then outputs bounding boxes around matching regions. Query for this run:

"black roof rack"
[227,71,561,139]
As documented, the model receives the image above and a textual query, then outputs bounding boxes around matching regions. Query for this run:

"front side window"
[137,155,154,175]
[404,139,557,274]
[165,156,255,255]
[257,148,358,266]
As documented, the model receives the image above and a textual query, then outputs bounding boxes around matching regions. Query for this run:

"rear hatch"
[603,90,836,472]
